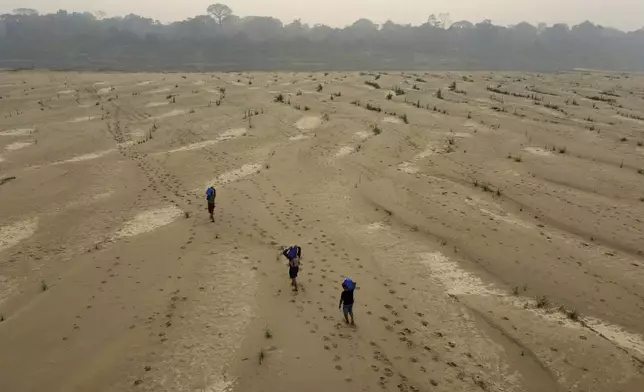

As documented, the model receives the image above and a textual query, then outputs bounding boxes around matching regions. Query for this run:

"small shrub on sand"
[558,146,567,154]
[536,296,549,308]
[274,93,284,103]
[265,328,273,339]
[316,84,323,92]
[365,81,381,89]
[386,92,393,100]
[567,309,579,321]
[258,348,266,364]
[513,156,523,162]
[512,287,519,296]
[620,137,628,142]
[372,124,382,135]
[41,280,48,292]
[637,141,643,147]
[638,169,644,175]
[399,113,409,124]
[436,88,443,100]
[393,86,405,96]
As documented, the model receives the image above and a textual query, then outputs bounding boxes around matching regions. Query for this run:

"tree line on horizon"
[1,5,643,72]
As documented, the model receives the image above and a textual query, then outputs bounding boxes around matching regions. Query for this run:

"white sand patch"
[97,87,112,95]
[231,82,246,86]
[636,147,644,156]
[146,101,168,108]
[585,317,644,359]
[354,131,371,140]
[524,147,552,156]
[383,116,402,124]
[0,128,34,137]
[397,145,436,174]
[68,116,98,123]
[0,275,21,306]
[247,86,260,90]
[280,82,292,86]
[146,87,172,95]
[367,222,387,231]
[93,81,107,86]
[53,149,115,165]
[0,155,5,163]
[0,218,38,254]
[213,163,262,186]
[5,141,33,151]
[480,208,533,229]
[295,116,322,131]
[217,128,247,141]
[58,90,75,95]
[193,80,205,86]
[136,80,154,86]
[289,134,311,141]
[167,140,220,153]
[116,206,182,239]
[397,162,419,174]
[418,251,644,360]
[420,252,498,296]
[335,146,354,158]
[152,109,188,120]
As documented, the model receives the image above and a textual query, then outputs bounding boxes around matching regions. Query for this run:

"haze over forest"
[1,4,644,71]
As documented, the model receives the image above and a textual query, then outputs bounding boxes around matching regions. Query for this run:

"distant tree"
[207,3,233,25]
[13,8,39,16]
[95,11,108,20]
[450,20,474,29]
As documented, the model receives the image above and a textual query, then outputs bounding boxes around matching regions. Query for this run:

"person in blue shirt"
[205,186,216,222]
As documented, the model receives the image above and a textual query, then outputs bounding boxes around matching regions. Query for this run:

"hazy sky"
[2,0,643,31]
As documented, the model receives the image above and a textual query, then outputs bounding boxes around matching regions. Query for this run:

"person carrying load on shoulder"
[339,278,356,325]
[282,245,302,291]
[205,185,216,222]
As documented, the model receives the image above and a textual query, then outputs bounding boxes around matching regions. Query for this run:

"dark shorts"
[289,266,299,279]
[207,202,215,214]
[343,304,354,315]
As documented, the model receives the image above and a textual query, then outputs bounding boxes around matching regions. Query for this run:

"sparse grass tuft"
[638,169,644,175]
[513,156,523,162]
[436,88,443,100]
[399,113,409,124]
[467,112,472,119]
[184,211,190,219]
[496,189,502,197]
[393,86,405,96]
[512,287,519,296]
[386,92,393,100]
[536,295,549,308]
[639,196,644,202]
[567,309,579,321]
[265,327,273,339]
[372,124,382,135]
[304,106,310,111]
[638,141,643,147]
[258,348,265,364]
[274,93,284,103]
[41,280,48,292]
[558,146,567,154]
[316,84,323,92]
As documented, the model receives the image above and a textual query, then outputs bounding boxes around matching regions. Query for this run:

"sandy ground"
[1,70,644,392]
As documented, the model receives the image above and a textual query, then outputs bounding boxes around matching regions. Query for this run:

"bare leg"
[349,311,355,325]
[292,278,298,291]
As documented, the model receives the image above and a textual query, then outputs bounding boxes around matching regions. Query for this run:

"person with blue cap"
[339,278,356,325]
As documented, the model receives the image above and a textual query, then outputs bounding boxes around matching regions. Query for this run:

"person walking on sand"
[205,185,216,222]
[282,245,302,291]
[339,278,356,325]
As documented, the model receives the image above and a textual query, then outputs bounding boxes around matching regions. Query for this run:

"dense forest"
[1,5,644,72]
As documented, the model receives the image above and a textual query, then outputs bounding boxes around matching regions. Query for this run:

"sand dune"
[1,70,644,392]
